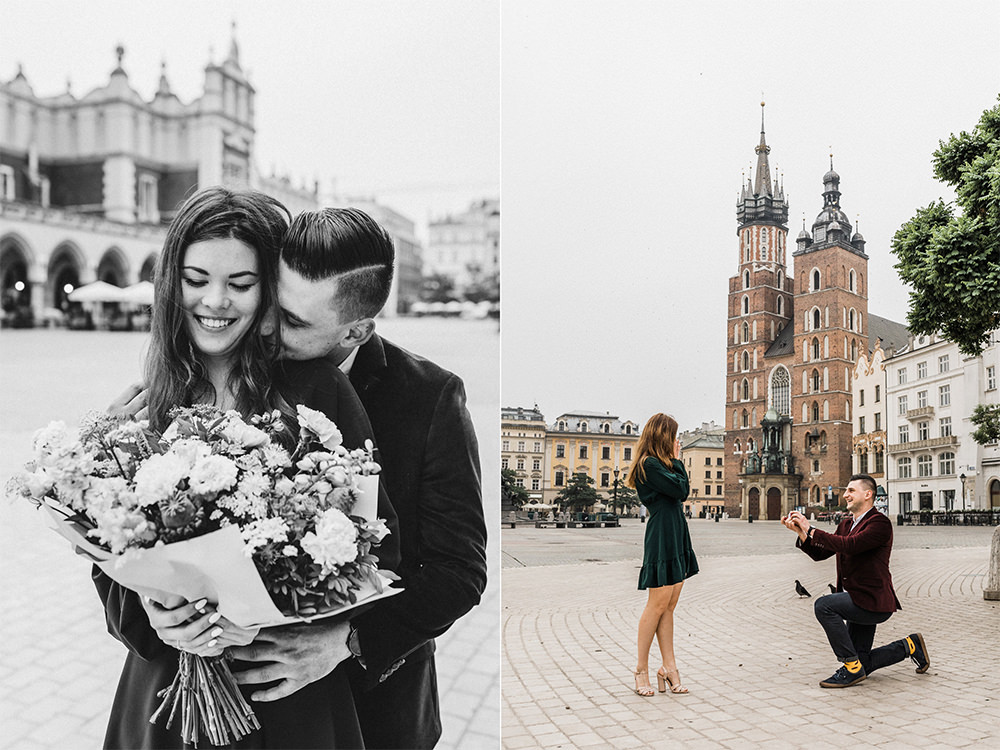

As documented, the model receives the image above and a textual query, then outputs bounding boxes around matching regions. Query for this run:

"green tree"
[608,479,638,515]
[891,96,1000,357]
[501,467,529,511]
[553,472,602,513]
[971,404,1000,445]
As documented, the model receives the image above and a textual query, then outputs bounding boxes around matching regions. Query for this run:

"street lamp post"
[612,467,620,516]
[960,473,967,518]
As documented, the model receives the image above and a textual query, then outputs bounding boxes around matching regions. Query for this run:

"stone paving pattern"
[503,519,1000,749]
[1,323,500,750]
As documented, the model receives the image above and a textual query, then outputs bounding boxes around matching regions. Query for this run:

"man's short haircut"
[849,474,877,497]
[282,207,395,321]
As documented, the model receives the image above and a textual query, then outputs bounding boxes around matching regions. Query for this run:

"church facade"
[724,105,907,519]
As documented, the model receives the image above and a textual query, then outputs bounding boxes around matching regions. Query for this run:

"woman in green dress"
[626,413,699,696]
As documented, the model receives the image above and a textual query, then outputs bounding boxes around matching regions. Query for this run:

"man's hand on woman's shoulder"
[107,381,149,420]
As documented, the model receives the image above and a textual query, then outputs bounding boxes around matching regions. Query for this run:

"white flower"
[88,505,155,554]
[301,507,358,575]
[86,476,132,514]
[241,517,290,553]
[282,545,298,557]
[296,405,343,451]
[133,452,189,506]
[261,444,291,471]
[187,455,239,495]
[360,517,390,542]
[220,413,269,449]
[169,438,212,468]
[13,468,54,499]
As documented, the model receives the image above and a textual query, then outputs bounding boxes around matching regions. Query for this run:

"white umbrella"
[120,281,154,305]
[68,280,127,303]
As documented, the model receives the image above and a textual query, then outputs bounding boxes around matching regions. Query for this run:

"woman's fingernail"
[208,612,222,624]
[195,599,208,611]
[207,639,217,648]
[211,627,223,638]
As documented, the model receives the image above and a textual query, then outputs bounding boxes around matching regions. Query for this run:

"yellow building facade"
[501,406,547,504]
[543,411,639,508]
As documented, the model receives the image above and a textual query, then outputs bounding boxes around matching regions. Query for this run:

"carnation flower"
[187,455,239,495]
[301,507,358,575]
[261,444,291,472]
[220,413,269,449]
[168,438,212,468]
[296,406,343,451]
[133,452,189,506]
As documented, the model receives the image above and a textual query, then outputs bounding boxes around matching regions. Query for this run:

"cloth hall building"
[723,105,908,520]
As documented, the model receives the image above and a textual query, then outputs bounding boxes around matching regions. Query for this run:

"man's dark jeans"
[814,593,908,673]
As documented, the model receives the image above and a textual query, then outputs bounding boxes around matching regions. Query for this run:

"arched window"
[769,366,791,416]
[733,410,738,429]
[744,270,750,289]
[742,322,749,343]
[580,422,588,432]
[742,409,749,428]
[849,269,856,292]
[742,351,750,371]
[602,423,610,434]
[777,296,784,315]
[813,308,821,329]
[811,369,820,392]
[752,407,757,425]
[742,378,750,400]
[812,401,820,422]
[761,228,769,261]
[747,438,755,453]
[849,309,856,331]
[812,269,821,290]
[557,421,566,431]
[851,339,858,362]
[734,439,742,454]
[742,296,749,315]
[812,337,820,360]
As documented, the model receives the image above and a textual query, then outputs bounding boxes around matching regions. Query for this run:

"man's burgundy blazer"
[797,509,902,613]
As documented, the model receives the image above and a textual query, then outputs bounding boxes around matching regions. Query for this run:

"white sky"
[501,0,1000,432]
[1,0,500,240]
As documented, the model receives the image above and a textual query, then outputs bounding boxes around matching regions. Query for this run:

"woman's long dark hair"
[625,413,680,489]
[145,186,292,433]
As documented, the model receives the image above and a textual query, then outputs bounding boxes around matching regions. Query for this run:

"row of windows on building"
[741,227,785,263]
[896,386,952,414]
[733,398,850,430]
[501,442,635,462]
[896,452,958,478]
[553,420,635,434]
[895,355,956,383]
[733,365,852,401]
[894,417,953,443]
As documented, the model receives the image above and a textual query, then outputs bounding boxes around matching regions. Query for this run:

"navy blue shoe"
[906,633,930,674]
[819,663,867,688]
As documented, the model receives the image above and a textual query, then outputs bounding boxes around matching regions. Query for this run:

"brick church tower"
[723,103,795,516]
[723,104,874,519]
[790,158,869,507]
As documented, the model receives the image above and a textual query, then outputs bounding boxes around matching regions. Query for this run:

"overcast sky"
[2,0,500,240]
[501,0,1000,432]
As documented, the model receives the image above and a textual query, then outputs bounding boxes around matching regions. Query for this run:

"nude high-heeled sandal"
[657,667,689,695]
[633,668,655,697]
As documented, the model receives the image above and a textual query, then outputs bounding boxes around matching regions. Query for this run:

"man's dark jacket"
[347,334,488,749]
[797,509,901,613]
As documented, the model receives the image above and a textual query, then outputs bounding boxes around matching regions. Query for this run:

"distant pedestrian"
[782,474,929,688]
[627,414,698,697]
[639,505,647,523]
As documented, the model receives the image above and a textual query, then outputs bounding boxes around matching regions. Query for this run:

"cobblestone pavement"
[503,520,1000,749]
[1,323,500,750]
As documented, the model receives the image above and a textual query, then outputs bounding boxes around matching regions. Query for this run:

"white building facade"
[851,342,888,491]
[884,332,1000,514]
[425,198,499,293]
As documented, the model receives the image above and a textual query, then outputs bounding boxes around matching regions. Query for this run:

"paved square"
[503,519,999,749]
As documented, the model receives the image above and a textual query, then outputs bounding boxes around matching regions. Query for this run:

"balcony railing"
[887,435,958,452]
[905,405,935,420]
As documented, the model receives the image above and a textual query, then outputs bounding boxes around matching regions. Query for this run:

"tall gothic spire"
[753,101,773,197]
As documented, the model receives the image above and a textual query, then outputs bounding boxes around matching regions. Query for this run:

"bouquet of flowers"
[7,403,397,747]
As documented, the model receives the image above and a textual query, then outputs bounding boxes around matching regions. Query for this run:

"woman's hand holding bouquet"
[7,403,397,747]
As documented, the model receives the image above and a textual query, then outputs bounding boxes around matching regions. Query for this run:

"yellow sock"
[844,659,862,674]
[905,637,915,654]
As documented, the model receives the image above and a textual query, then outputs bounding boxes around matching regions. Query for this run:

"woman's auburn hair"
[625,413,679,488]
[144,186,293,434]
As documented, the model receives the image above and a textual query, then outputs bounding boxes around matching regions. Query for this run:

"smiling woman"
[181,237,262,382]
[144,187,289,433]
